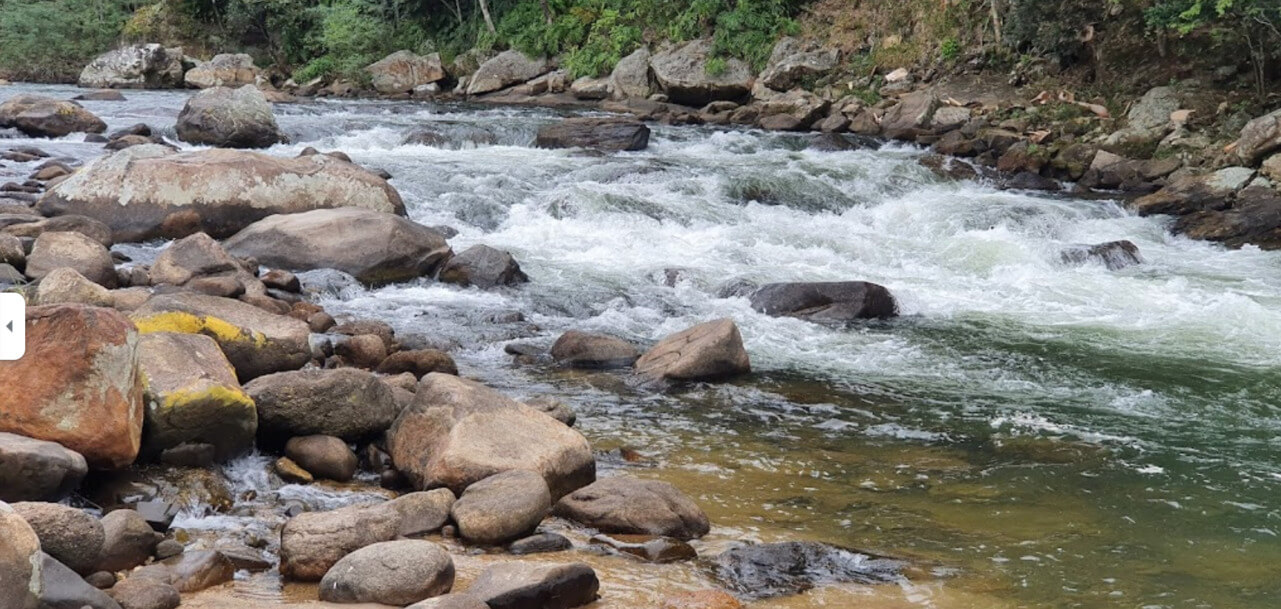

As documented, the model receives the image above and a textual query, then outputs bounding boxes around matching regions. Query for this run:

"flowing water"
[4,84,1281,608]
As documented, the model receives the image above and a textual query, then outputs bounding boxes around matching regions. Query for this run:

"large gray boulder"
[0,94,106,138]
[136,332,256,460]
[223,208,452,286]
[39,553,122,609]
[97,509,159,573]
[130,293,311,381]
[366,51,447,94]
[649,40,752,106]
[609,47,652,100]
[183,54,260,89]
[633,318,751,382]
[451,470,551,546]
[78,44,184,89]
[467,562,599,609]
[11,502,104,575]
[1235,108,1281,165]
[247,368,397,442]
[0,502,42,609]
[534,118,650,152]
[748,281,898,322]
[318,540,454,605]
[175,85,283,148]
[387,373,595,499]
[280,490,455,581]
[438,245,529,289]
[759,37,839,91]
[0,433,87,502]
[1104,86,1180,154]
[149,233,242,287]
[553,476,709,540]
[37,145,405,242]
[467,51,550,95]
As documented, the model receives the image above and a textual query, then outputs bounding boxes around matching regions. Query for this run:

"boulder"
[24,231,117,288]
[569,77,611,100]
[589,533,697,563]
[284,435,358,482]
[550,330,639,369]
[35,267,114,307]
[710,541,904,600]
[0,502,42,609]
[1103,86,1179,155]
[650,40,752,106]
[150,233,241,286]
[0,94,107,138]
[1060,240,1143,271]
[609,48,652,100]
[1174,185,1281,250]
[318,540,454,605]
[175,85,283,148]
[183,54,260,89]
[107,577,179,609]
[98,509,159,572]
[633,318,750,382]
[1080,150,1181,191]
[387,373,595,499]
[931,106,971,132]
[3,214,114,248]
[275,457,312,483]
[1234,108,1281,165]
[451,470,551,546]
[467,562,599,609]
[11,502,104,574]
[0,305,144,469]
[136,332,256,460]
[535,118,650,152]
[78,44,184,89]
[1133,167,1255,217]
[367,51,447,94]
[880,91,939,140]
[759,37,839,92]
[280,490,454,581]
[438,245,529,289]
[553,477,709,540]
[334,334,387,368]
[376,349,459,378]
[130,293,311,381]
[37,145,405,242]
[0,233,23,268]
[757,89,830,130]
[248,369,396,442]
[748,281,897,322]
[467,51,551,95]
[39,553,123,609]
[0,433,87,502]
[223,208,451,286]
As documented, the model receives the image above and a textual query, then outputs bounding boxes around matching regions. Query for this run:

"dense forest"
[1,0,1278,97]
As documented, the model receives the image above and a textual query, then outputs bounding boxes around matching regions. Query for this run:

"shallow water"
[5,84,1281,608]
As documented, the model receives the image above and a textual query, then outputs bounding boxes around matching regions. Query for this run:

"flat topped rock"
[710,541,905,600]
[535,118,650,152]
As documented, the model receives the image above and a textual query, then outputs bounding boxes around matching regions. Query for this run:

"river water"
[4,84,1281,608]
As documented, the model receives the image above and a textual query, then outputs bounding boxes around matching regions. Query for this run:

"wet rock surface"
[710,541,905,600]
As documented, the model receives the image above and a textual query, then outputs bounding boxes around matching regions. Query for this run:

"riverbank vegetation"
[1,0,1278,100]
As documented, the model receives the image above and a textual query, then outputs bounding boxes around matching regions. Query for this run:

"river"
[4,83,1281,609]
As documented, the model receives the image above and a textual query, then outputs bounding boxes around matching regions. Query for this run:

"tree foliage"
[0,0,144,81]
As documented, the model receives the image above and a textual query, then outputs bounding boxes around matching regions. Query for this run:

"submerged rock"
[535,118,650,152]
[589,533,697,563]
[37,145,405,242]
[223,208,452,286]
[467,562,599,609]
[508,533,573,555]
[633,318,751,382]
[387,373,595,499]
[0,433,87,502]
[554,476,710,540]
[1060,240,1143,271]
[710,541,904,600]
[748,281,897,322]
[659,590,743,609]
[0,305,144,469]
[175,85,283,148]
[318,540,454,605]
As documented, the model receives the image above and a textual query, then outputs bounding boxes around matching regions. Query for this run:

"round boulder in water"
[319,540,454,605]
[550,330,639,369]
[175,85,282,148]
[748,281,897,322]
[553,476,709,540]
[451,470,551,546]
